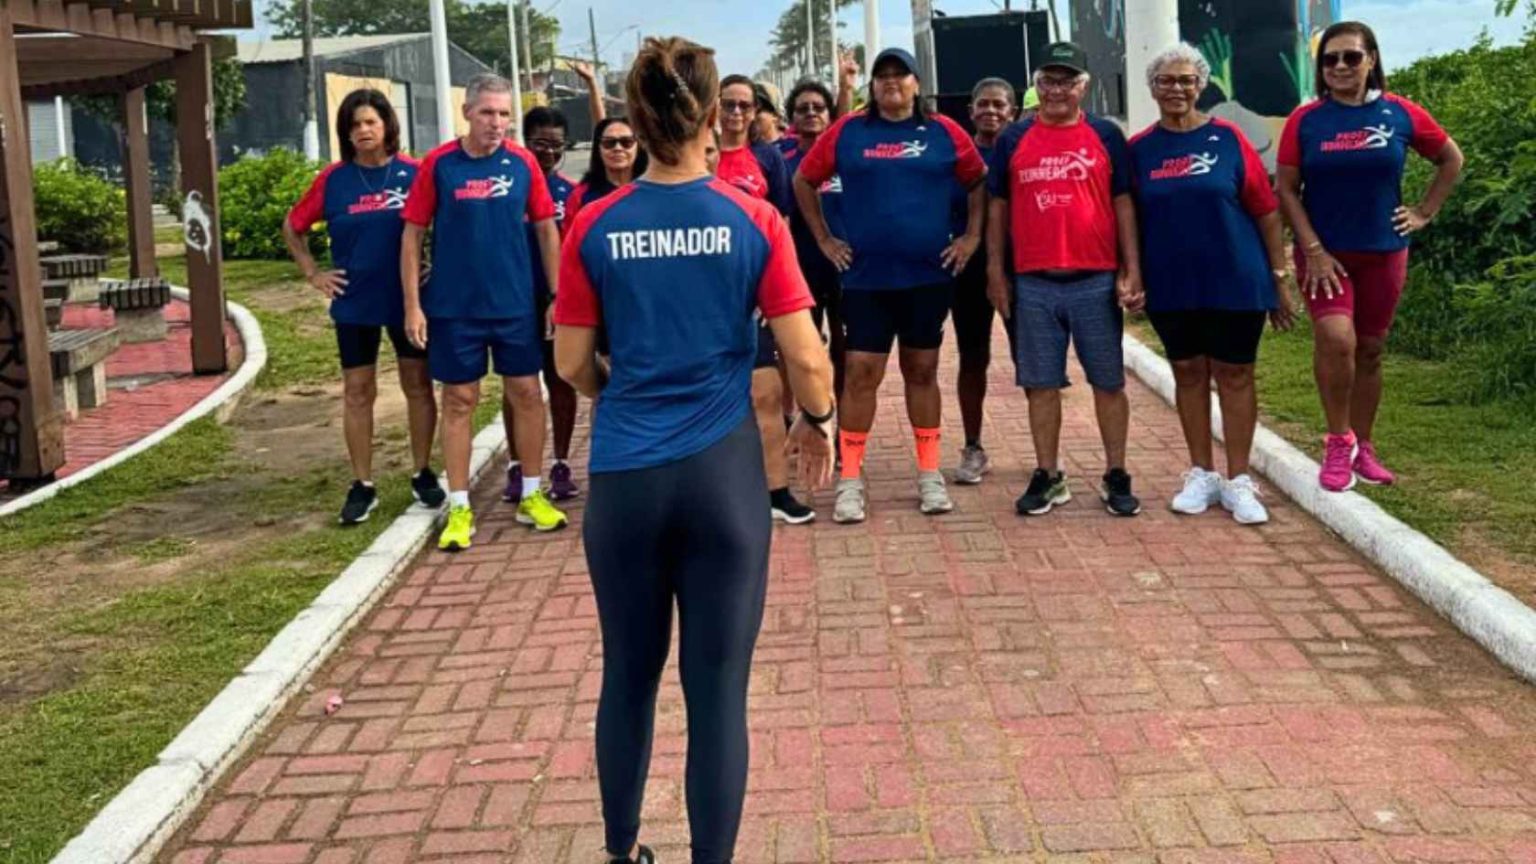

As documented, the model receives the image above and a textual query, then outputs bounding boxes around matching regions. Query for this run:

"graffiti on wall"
[0,201,25,478]
[183,190,213,262]
[1072,0,1127,116]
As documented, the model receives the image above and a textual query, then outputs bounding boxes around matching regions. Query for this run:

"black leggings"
[584,416,771,864]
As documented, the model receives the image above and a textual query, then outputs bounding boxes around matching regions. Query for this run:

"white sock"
[521,475,541,499]
[359,480,375,488]
[449,490,470,509]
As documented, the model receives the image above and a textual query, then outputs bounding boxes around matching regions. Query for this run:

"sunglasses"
[793,102,828,116]
[1322,49,1367,69]
[527,137,566,152]
[599,136,637,150]
[720,99,756,115]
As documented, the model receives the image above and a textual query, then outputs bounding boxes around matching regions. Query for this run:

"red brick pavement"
[162,338,1536,864]
[2,301,238,494]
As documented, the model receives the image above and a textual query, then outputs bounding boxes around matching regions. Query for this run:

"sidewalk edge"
[49,423,511,864]
[2,288,262,518]
[1122,333,1536,684]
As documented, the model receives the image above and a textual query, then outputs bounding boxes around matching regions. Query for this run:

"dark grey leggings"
[583,416,771,864]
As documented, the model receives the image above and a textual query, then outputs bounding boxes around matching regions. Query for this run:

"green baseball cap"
[1039,41,1089,76]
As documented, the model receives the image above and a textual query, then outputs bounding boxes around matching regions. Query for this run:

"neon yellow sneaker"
[516,489,568,532]
[438,505,476,552]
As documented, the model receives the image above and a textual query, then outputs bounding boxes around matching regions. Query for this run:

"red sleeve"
[514,144,557,221]
[749,198,815,318]
[1394,95,1450,159]
[1231,124,1278,217]
[287,163,336,232]
[553,215,600,327]
[566,183,588,223]
[797,114,853,186]
[939,115,986,187]
[1277,106,1305,168]
[401,148,441,226]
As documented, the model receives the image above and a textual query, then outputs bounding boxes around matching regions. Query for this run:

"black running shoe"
[339,481,378,525]
[609,845,657,863]
[411,468,447,509]
[1015,469,1070,516]
[771,488,816,525]
[1101,468,1142,517]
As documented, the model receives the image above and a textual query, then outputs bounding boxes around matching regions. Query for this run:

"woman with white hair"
[1127,43,1296,525]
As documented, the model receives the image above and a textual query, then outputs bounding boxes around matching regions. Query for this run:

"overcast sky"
[251,0,1527,76]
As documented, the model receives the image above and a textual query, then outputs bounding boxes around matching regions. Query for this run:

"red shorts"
[1294,247,1409,339]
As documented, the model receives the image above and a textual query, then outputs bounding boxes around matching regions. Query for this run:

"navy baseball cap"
[872,47,921,78]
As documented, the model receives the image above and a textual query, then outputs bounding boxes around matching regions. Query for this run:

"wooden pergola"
[0,0,251,484]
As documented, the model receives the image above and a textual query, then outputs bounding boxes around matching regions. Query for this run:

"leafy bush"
[1388,27,1536,400]
[218,148,325,260]
[32,159,126,253]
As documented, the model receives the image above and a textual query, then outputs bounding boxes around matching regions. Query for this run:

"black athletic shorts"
[336,322,426,370]
[842,283,953,354]
[951,253,998,363]
[1146,309,1268,366]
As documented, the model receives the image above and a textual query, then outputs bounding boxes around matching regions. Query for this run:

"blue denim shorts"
[1012,272,1125,391]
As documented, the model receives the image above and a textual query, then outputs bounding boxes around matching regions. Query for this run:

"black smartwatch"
[800,402,835,437]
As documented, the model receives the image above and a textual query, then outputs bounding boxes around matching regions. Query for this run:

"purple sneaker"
[1319,433,1358,493]
[549,462,580,501]
[1354,439,1397,486]
[502,462,522,503]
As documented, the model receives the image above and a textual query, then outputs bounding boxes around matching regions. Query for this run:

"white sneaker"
[918,471,954,515]
[833,477,867,524]
[1221,474,1270,525]
[953,445,990,485]
[1170,466,1222,515]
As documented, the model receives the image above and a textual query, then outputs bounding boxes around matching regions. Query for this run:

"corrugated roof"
[237,33,428,64]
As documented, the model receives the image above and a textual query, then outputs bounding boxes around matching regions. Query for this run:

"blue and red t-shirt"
[1130,119,1278,311]
[288,155,419,326]
[779,135,845,285]
[798,111,986,291]
[401,138,556,320]
[529,170,577,307]
[717,141,792,215]
[1278,93,1449,254]
[554,177,814,473]
[987,114,1131,274]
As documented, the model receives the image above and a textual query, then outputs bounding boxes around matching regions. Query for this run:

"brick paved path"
[163,337,1536,864]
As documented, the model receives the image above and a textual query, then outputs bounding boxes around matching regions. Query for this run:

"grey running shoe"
[918,471,954,515]
[833,477,867,524]
[954,445,990,485]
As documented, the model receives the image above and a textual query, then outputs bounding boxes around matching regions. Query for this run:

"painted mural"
[1072,0,1129,117]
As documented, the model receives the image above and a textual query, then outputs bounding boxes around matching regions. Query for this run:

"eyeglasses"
[1153,74,1201,91]
[599,136,637,150]
[1035,74,1082,92]
[720,99,755,115]
[527,137,565,152]
[793,102,828,116]
[1321,50,1367,68]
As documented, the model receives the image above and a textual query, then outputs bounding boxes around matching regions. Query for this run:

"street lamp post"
[429,0,455,143]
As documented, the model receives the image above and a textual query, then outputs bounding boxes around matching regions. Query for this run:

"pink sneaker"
[1353,439,1397,486]
[1320,432,1358,492]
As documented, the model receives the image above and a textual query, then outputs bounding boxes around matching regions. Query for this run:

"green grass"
[1131,316,1536,566]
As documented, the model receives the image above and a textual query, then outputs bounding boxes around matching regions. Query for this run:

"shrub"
[32,159,126,253]
[218,148,325,260]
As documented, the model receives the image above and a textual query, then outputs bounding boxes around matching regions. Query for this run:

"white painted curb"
[50,419,509,864]
[1,288,264,518]
[1122,333,1536,684]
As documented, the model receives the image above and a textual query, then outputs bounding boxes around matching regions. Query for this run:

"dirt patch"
[1457,525,1536,609]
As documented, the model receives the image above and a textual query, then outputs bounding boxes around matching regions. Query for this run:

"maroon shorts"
[1294,247,1409,339]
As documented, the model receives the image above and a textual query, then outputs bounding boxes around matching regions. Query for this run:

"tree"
[764,0,861,78]
[266,0,562,76]
[77,55,247,132]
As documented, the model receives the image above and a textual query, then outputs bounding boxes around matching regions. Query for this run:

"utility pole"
[429,0,455,143]
[830,0,840,79]
[520,1,535,92]
[864,0,880,77]
[300,0,318,158]
[589,7,600,81]
[506,0,524,143]
[806,0,816,79]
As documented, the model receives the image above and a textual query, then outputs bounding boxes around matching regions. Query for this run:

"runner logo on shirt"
[1149,152,1218,181]
[728,173,766,196]
[1321,124,1394,153]
[863,140,927,159]
[821,176,843,194]
[454,175,514,200]
[1034,190,1075,212]
[1017,148,1098,183]
[347,187,409,215]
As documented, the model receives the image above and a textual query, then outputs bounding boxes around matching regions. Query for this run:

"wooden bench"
[49,328,120,420]
[99,277,172,343]
[39,254,111,303]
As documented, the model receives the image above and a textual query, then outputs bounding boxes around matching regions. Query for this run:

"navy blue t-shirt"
[529,170,577,307]
[401,139,556,320]
[288,155,419,326]
[798,112,986,291]
[554,178,815,473]
[1278,93,1449,253]
[1130,118,1279,312]
[779,136,845,286]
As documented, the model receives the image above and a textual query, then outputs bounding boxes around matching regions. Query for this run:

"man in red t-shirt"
[984,42,1146,518]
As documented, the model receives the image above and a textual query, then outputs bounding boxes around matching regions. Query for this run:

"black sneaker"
[609,845,656,864]
[411,468,447,509]
[771,488,816,525]
[1101,468,1142,517]
[1015,469,1070,516]
[339,481,378,525]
